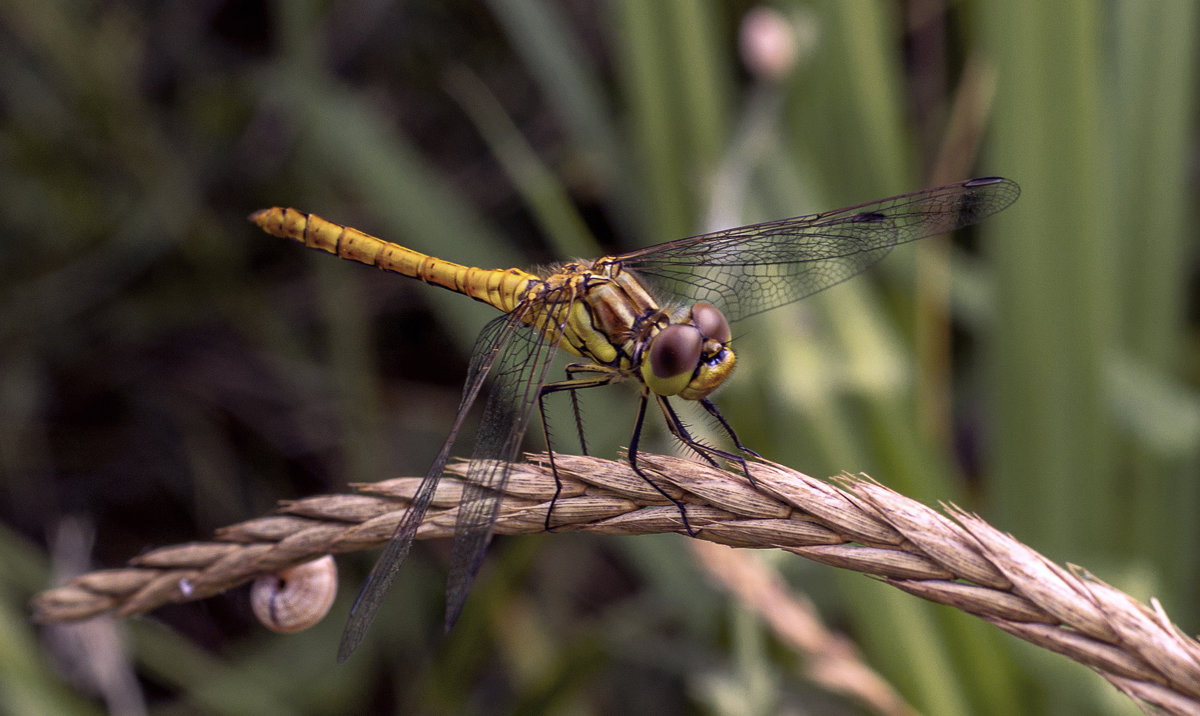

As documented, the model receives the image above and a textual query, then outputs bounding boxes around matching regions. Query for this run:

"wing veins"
[337,308,537,661]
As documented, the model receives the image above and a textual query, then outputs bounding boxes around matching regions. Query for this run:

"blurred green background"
[2,1,1197,714]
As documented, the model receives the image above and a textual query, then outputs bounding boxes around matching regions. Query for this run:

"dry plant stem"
[32,454,1200,715]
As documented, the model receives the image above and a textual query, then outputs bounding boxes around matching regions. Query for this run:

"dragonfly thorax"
[640,302,735,400]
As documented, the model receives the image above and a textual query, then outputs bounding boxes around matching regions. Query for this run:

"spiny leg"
[537,366,621,531]
[628,392,697,536]
[564,364,595,455]
[700,397,762,459]
[654,398,722,469]
[569,388,586,455]
[535,388,563,533]
[659,397,758,487]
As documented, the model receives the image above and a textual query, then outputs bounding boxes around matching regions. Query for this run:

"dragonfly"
[250,176,1019,660]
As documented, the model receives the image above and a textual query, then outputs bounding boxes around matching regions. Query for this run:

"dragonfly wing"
[444,306,564,630]
[615,177,1020,322]
[337,310,543,661]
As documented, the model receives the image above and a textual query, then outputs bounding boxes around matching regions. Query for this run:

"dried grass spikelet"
[30,453,1200,716]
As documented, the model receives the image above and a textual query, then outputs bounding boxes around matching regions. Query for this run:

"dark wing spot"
[963,176,1005,187]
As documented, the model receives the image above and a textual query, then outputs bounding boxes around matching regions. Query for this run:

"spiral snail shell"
[251,555,338,633]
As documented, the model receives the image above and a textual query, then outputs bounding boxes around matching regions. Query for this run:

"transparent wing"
[337,303,561,660]
[443,302,564,630]
[614,177,1020,322]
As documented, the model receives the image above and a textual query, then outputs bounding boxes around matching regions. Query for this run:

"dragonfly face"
[640,302,735,400]
[250,175,1021,660]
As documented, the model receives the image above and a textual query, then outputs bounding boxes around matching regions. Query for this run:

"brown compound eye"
[691,302,730,344]
[649,324,703,381]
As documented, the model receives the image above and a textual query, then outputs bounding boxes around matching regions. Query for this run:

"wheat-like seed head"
[31,453,1200,714]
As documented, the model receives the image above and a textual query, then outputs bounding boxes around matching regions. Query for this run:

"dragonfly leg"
[563,364,599,455]
[699,397,762,486]
[699,398,762,458]
[569,387,587,454]
[628,392,697,536]
[536,389,565,533]
[537,368,623,532]
[658,397,758,488]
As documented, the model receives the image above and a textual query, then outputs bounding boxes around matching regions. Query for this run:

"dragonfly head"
[641,302,735,400]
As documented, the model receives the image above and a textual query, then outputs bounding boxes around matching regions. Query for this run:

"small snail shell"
[251,555,338,633]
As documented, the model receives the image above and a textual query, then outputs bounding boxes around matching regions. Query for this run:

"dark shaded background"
[3,1,1197,714]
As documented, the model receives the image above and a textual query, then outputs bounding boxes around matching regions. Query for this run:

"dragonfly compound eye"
[644,324,703,396]
[690,302,731,344]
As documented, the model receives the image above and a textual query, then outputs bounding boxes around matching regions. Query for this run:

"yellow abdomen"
[250,208,537,314]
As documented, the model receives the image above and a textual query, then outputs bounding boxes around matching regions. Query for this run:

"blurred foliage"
[1,0,1197,714]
